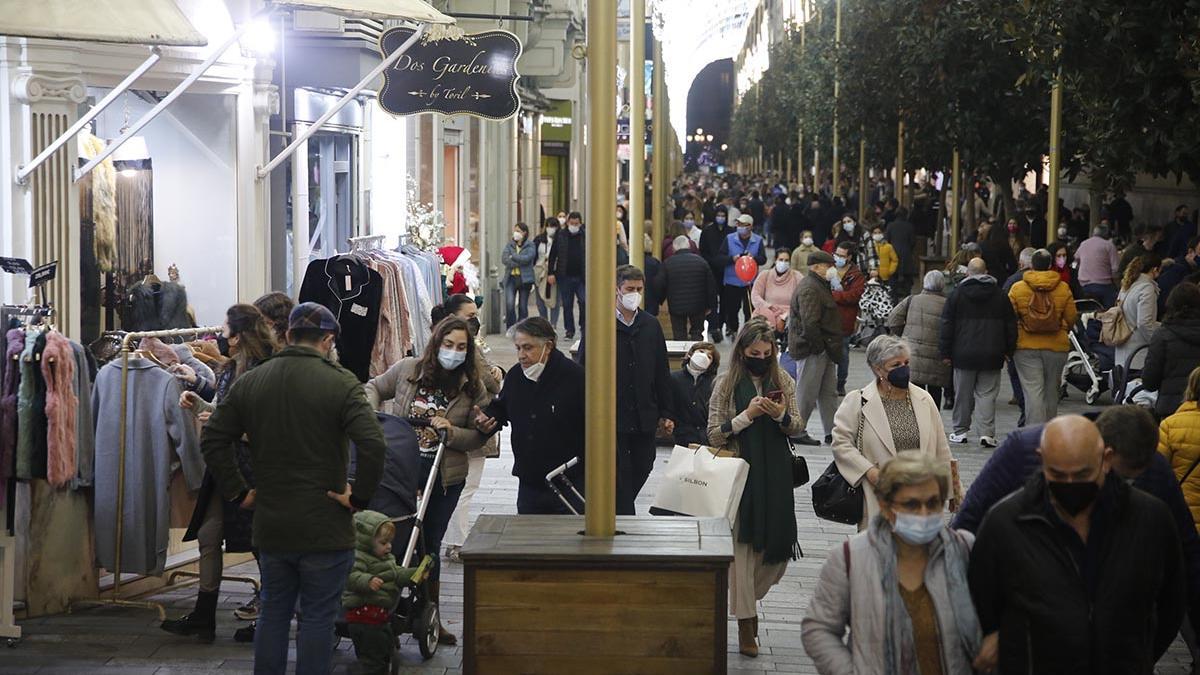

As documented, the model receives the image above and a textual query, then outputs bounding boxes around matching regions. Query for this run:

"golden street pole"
[651,40,667,267]
[584,0,617,537]
[951,147,961,252]
[896,119,905,208]
[1047,72,1063,245]
[629,0,645,272]
[831,0,841,198]
[858,136,867,219]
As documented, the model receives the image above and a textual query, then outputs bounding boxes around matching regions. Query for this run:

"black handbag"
[791,452,810,488]
[811,394,866,524]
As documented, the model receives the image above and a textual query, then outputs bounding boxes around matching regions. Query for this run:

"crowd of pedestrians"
[165,168,1200,673]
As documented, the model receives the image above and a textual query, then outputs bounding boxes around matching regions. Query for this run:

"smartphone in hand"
[766,390,784,403]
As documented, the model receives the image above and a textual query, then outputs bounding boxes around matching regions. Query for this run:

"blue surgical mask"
[715,216,726,225]
[834,256,847,269]
[737,226,752,236]
[438,348,467,370]
[892,512,943,545]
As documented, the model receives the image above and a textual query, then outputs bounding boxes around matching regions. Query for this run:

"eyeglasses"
[889,497,944,513]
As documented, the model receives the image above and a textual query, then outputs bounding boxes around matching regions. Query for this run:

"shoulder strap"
[855,392,867,452]
[1180,455,1200,486]
[843,539,851,579]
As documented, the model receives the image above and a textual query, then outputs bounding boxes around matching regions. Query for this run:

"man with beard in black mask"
[968,415,1185,674]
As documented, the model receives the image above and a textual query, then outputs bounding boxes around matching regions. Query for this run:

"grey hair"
[877,450,951,502]
[866,334,911,369]
[922,270,946,292]
[673,235,690,251]
[1018,247,1036,269]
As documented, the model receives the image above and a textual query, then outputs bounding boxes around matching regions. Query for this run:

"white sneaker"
[948,432,968,443]
[980,436,998,448]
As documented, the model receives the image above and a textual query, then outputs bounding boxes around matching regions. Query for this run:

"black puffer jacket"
[576,310,675,434]
[939,275,1017,371]
[656,248,716,316]
[670,367,716,446]
[1142,316,1200,418]
[969,472,1185,675]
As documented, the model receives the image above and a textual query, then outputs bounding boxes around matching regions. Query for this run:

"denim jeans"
[837,337,851,389]
[419,455,465,585]
[1082,282,1118,309]
[504,277,532,329]
[536,284,561,327]
[255,548,354,675]
[559,275,586,336]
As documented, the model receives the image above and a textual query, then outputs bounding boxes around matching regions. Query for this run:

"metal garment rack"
[71,326,222,621]
[347,234,386,252]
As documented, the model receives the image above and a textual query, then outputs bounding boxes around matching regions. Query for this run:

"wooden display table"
[461,515,734,674]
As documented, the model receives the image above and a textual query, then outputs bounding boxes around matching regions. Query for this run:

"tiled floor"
[5,332,1194,674]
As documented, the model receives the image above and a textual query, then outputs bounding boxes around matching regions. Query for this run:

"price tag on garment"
[0,256,32,275]
[350,303,369,317]
[28,260,57,288]
[345,276,353,291]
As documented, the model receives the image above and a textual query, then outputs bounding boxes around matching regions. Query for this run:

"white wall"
[368,99,409,245]
[92,91,238,327]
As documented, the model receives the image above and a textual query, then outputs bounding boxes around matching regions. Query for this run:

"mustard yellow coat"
[876,242,899,281]
[1159,400,1200,533]
[1007,270,1078,352]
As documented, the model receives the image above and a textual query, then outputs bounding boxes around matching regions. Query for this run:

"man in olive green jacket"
[201,302,386,675]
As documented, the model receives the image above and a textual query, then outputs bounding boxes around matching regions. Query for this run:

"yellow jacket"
[877,242,898,281]
[1159,400,1200,533]
[1007,270,1078,352]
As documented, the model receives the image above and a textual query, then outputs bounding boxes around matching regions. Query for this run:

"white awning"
[273,0,454,23]
[0,0,207,46]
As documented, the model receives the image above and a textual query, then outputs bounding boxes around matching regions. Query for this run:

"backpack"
[1098,302,1133,346]
[1021,283,1062,333]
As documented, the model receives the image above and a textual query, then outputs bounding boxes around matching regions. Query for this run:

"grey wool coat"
[93,357,205,575]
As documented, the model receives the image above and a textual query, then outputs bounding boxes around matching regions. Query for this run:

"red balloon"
[735,256,759,283]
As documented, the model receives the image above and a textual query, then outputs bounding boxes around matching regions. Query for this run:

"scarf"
[869,515,982,675]
[733,376,799,564]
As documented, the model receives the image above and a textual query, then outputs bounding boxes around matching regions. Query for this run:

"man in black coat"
[576,265,675,515]
[747,190,765,230]
[699,206,735,343]
[969,415,1186,674]
[475,318,585,514]
[770,194,793,251]
[885,206,917,301]
[548,212,586,339]
[656,237,716,340]
[940,257,1017,448]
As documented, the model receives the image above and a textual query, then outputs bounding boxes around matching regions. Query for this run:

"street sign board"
[378,28,522,120]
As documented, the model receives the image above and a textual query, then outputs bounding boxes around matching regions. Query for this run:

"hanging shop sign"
[29,261,58,288]
[377,27,522,120]
[0,257,33,275]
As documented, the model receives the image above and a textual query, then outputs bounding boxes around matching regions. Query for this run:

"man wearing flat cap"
[788,251,843,445]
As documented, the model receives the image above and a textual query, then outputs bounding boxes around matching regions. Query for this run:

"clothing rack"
[348,234,386,251]
[71,325,222,621]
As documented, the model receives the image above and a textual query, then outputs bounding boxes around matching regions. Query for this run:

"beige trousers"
[730,538,788,620]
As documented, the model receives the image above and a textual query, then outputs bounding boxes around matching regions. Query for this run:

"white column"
[237,69,276,300]
[290,122,309,299]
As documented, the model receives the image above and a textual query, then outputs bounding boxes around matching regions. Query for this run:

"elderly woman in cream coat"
[801,451,983,674]
[831,335,954,529]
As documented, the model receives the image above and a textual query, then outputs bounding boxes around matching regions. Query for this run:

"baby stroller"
[853,279,893,347]
[343,414,446,662]
[1060,299,1114,405]
[546,457,586,515]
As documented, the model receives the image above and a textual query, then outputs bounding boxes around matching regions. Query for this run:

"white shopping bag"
[650,446,750,528]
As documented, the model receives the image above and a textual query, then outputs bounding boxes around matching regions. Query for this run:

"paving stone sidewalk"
[4,335,1193,674]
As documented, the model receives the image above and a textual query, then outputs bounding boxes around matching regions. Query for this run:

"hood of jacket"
[1163,316,1200,339]
[353,510,391,552]
[1022,269,1063,291]
[958,275,1000,300]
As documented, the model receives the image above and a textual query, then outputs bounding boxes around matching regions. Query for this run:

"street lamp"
[696,127,704,135]
[706,134,714,142]
[686,134,694,142]
[721,143,728,151]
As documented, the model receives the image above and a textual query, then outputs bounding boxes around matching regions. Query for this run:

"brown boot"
[751,616,758,637]
[737,618,758,657]
[430,580,458,645]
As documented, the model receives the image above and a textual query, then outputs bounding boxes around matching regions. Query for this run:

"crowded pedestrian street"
[5,0,1200,674]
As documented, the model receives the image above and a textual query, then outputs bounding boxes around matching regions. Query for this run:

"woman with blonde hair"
[1115,252,1163,373]
[830,335,954,529]
[803,450,982,674]
[708,318,803,657]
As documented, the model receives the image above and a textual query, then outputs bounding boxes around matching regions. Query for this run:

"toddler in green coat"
[343,510,429,674]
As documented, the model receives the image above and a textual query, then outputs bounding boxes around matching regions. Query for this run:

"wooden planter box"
[461,515,733,674]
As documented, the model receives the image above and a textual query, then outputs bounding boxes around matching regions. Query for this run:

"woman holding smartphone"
[708,317,803,658]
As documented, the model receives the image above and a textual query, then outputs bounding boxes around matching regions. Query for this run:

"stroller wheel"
[414,600,440,660]
[1085,389,1101,405]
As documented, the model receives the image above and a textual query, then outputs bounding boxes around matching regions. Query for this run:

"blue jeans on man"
[559,275,586,337]
[504,276,532,329]
[255,548,354,675]
[1082,282,1118,309]
[837,337,851,391]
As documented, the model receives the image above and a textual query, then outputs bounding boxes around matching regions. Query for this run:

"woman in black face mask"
[707,318,804,658]
[830,334,954,531]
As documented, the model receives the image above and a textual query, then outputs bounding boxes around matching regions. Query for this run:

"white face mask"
[802,237,814,247]
[843,221,856,233]
[825,266,839,281]
[619,291,642,312]
[522,345,550,382]
[437,348,467,370]
[512,231,524,242]
[546,226,558,237]
[775,260,790,274]
[688,350,712,372]
[872,233,884,242]
[568,225,581,235]
[892,512,943,545]
[557,216,567,225]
